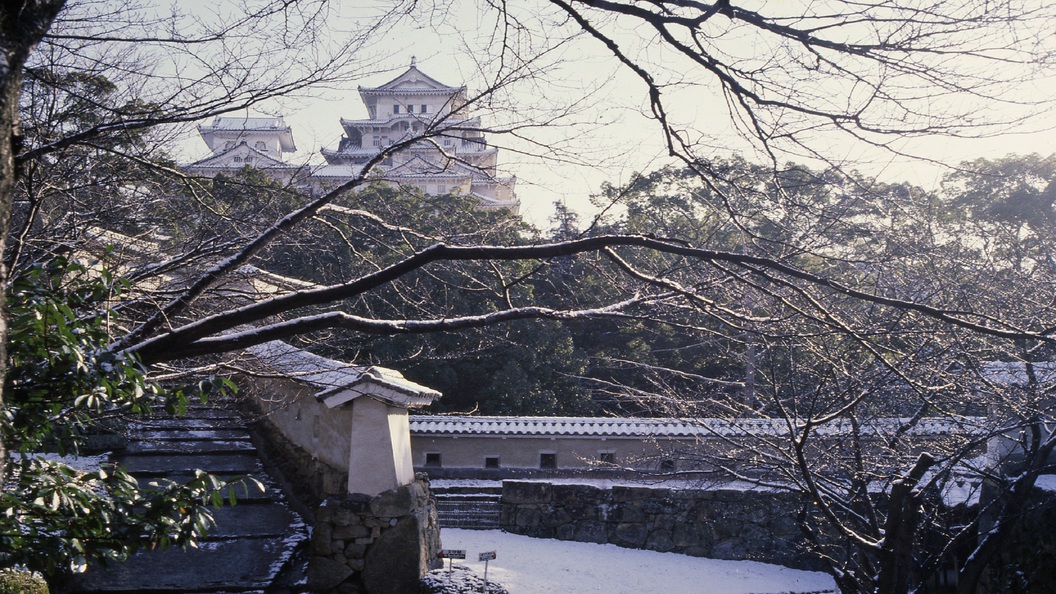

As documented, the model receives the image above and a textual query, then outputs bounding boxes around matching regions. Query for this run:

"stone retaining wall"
[309,476,442,594]
[500,480,820,569]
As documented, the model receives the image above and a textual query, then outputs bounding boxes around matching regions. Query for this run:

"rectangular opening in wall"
[539,452,557,470]
[425,452,442,468]
[394,105,400,114]
[598,451,616,465]
[484,456,500,469]
[659,459,675,472]
[421,104,427,113]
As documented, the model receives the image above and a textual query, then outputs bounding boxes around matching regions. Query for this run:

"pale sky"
[170,1,1056,229]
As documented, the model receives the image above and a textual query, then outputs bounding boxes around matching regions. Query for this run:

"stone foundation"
[309,475,442,594]
[500,480,820,569]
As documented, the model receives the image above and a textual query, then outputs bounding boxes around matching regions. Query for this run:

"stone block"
[344,542,368,559]
[311,522,333,555]
[503,481,552,504]
[362,516,426,594]
[307,556,355,591]
[540,508,572,528]
[612,504,644,523]
[516,506,542,528]
[370,485,415,518]
[556,523,575,540]
[573,520,608,544]
[334,524,372,540]
[646,530,675,552]
[613,522,648,547]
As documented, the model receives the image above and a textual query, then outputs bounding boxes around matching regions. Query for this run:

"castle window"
[539,452,557,470]
[598,451,616,464]
[244,156,253,164]
[233,156,242,163]
[254,141,267,151]
[425,452,442,468]
[373,137,382,147]
[393,104,400,114]
[659,459,675,472]
[484,456,500,469]
[436,185,446,194]
[421,104,427,113]
[406,104,413,113]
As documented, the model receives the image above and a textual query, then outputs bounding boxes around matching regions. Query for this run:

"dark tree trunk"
[0,0,66,482]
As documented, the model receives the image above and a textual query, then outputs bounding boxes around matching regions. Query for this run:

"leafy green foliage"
[0,256,244,581]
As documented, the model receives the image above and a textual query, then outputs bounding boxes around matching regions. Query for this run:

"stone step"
[136,428,252,441]
[435,497,502,530]
[125,439,256,455]
[208,502,304,538]
[135,418,249,431]
[68,535,304,593]
[432,485,503,496]
[118,453,262,475]
[132,475,276,504]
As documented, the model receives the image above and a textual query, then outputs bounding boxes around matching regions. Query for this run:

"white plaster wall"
[348,397,415,496]
[411,435,694,470]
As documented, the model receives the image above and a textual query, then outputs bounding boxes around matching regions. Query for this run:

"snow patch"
[437,528,837,594]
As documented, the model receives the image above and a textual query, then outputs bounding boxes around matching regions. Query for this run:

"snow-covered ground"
[438,529,837,594]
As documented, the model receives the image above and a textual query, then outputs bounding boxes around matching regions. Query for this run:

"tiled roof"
[246,340,440,407]
[409,415,986,438]
[981,361,1056,386]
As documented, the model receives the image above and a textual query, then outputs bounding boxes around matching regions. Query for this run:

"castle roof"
[198,116,297,152]
[358,59,465,97]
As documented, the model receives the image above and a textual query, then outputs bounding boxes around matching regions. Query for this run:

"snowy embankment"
[433,529,837,594]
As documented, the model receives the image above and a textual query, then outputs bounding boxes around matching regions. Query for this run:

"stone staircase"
[68,404,307,593]
[432,485,502,530]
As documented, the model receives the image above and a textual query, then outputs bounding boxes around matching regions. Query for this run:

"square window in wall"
[425,452,442,468]
[484,456,500,469]
[421,104,428,113]
[539,452,557,470]
[437,185,447,194]
[598,452,616,464]
[394,105,401,114]
[406,104,413,113]
[659,459,675,472]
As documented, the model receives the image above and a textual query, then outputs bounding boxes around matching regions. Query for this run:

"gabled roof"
[187,141,293,170]
[359,60,465,96]
[246,340,441,409]
[198,116,297,152]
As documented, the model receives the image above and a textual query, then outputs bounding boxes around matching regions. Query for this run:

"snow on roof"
[198,116,297,152]
[311,162,367,178]
[201,116,291,131]
[246,340,440,408]
[359,63,464,95]
[981,361,1056,386]
[409,415,986,438]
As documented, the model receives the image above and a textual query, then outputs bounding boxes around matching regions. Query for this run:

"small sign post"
[479,551,497,591]
[438,549,466,573]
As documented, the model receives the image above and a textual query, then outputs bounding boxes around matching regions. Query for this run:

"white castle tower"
[313,58,519,212]
[186,116,305,184]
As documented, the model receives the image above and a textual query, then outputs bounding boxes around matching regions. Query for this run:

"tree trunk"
[876,453,935,594]
[0,0,67,483]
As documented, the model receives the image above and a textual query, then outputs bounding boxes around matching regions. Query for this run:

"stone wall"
[500,480,820,569]
[309,475,443,594]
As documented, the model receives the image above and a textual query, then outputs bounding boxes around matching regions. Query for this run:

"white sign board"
[439,549,466,560]
[479,551,497,561]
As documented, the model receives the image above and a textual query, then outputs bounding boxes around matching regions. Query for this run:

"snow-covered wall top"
[408,415,986,438]
[246,340,441,407]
